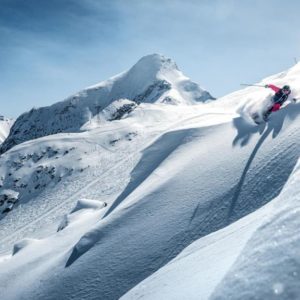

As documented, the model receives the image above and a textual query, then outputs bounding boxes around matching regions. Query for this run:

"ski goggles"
[282,89,290,94]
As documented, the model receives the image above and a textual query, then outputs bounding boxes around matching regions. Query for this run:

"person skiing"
[263,84,296,120]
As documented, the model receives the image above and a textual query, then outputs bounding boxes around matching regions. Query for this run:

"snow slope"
[0,61,299,300]
[0,54,214,154]
[215,61,300,115]
[122,63,300,300]
[123,156,300,300]
[0,116,13,144]
[0,103,230,247]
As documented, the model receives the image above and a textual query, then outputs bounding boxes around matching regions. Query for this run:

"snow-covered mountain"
[0,54,214,216]
[0,54,214,154]
[0,58,299,300]
[0,116,13,145]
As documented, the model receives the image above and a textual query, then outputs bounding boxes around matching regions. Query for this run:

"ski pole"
[240,83,265,88]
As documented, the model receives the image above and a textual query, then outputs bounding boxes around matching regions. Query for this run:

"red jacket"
[268,84,280,93]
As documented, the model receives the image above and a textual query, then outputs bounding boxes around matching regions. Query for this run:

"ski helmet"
[282,85,290,91]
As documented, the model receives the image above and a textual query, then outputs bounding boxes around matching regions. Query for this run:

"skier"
[263,84,297,121]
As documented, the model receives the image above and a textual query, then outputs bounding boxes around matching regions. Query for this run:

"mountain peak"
[109,53,213,104]
[106,54,180,101]
[0,54,214,153]
[131,53,179,74]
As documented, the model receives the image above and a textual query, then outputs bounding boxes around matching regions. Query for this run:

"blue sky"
[1,0,300,117]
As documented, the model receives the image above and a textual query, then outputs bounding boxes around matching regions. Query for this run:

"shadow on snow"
[228,103,300,221]
[64,104,300,299]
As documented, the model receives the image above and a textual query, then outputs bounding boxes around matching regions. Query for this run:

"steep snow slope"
[210,160,300,300]
[214,61,300,115]
[0,62,299,300]
[121,63,300,300]
[0,104,230,248]
[0,102,299,300]
[123,156,300,300]
[0,116,13,144]
[0,54,214,154]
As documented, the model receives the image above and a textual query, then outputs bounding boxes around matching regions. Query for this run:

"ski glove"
[293,98,297,102]
[265,84,269,88]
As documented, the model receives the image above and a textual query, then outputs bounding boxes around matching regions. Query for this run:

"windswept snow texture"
[0,54,214,154]
[0,116,13,144]
[123,158,300,300]
[0,60,300,300]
